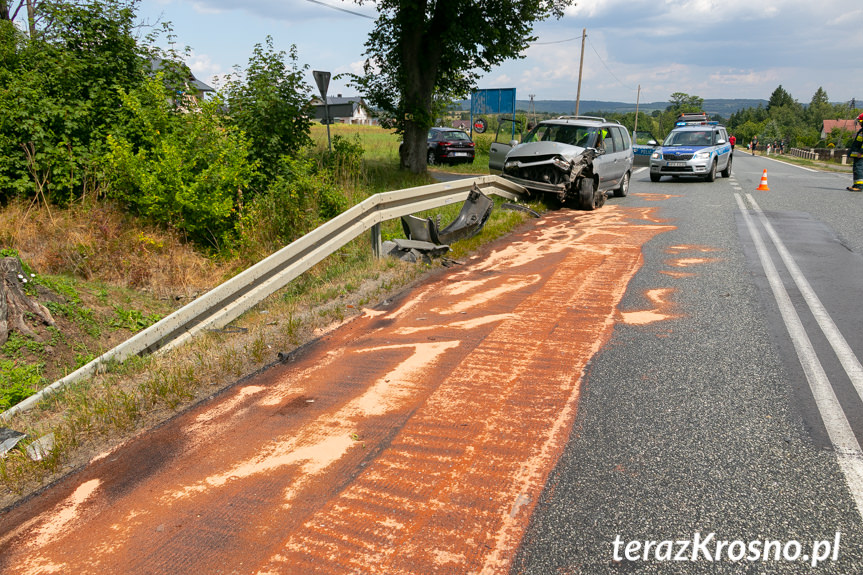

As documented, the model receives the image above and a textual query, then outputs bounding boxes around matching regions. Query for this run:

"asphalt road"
[513,154,863,574]
[1,155,862,574]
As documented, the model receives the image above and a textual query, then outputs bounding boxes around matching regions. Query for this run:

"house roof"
[149,57,214,94]
[822,119,857,134]
[312,95,367,107]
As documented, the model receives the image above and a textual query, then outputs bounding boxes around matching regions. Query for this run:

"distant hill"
[457,98,769,118]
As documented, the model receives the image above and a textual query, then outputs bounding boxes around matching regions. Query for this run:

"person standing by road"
[848,113,863,192]
[750,137,758,156]
[729,134,736,151]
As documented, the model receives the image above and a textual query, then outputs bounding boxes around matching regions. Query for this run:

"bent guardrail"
[1,175,527,420]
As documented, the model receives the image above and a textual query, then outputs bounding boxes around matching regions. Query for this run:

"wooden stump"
[0,257,55,345]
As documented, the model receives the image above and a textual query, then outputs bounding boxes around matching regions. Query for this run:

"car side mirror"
[716,139,727,145]
[509,139,519,147]
[648,140,658,146]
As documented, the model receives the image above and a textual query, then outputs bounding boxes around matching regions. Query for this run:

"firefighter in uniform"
[848,113,863,192]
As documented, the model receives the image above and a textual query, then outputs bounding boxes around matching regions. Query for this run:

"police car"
[649,113,732,182]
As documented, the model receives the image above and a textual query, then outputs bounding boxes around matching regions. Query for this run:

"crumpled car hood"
[506,141,587,161]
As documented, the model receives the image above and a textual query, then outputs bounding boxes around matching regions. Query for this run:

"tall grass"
[0,199,230,300]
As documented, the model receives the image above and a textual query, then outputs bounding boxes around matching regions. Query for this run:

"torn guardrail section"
[400,184,494,248]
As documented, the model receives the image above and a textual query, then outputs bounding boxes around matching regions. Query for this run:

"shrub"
[103,76,258,250]
[0,359,44,410]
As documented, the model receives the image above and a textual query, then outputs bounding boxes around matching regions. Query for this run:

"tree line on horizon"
[450,87,860,150]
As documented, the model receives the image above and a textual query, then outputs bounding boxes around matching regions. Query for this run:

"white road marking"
[735,193,863,520]
[745,194,863,403]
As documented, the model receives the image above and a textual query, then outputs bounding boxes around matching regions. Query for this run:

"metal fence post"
[371,223,382,258]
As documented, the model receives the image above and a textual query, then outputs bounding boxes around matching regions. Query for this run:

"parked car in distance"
[489,116,634,210]
[414,127,476,166]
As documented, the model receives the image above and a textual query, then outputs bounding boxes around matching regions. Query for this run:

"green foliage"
[240,154,346,250]
[223,37,313,193]
[0,359,43,409]
[109,306,161,331]
[349,0,575,172]
[767,85,797,112]
[667,92,704,115]
[103,75,258,250]
[0,0,146,203]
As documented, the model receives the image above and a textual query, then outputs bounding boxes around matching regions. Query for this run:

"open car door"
[488,117,523,172]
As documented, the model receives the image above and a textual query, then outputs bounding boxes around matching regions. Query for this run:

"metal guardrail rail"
[2,175,527,420]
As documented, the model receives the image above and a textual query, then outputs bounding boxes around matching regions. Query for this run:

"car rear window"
[440,131,470,141]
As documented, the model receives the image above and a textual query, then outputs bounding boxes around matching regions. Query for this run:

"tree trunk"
[25,0,35,38]
[402,121,428,174]
[0,257,55,345]
[397,0,443,175]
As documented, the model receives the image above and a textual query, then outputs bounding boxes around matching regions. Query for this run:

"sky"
[136,0,863,105]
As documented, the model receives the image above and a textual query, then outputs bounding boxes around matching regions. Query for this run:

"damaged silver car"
[489,116,633,210]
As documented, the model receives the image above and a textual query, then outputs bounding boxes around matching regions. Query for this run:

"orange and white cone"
[756,169,770,191]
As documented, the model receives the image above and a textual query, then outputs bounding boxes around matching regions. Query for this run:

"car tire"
[721,155,733,178]
[427,150,436,166]
[650,173,661,182]
[578,177,598,211]
[614,171,630,197]
[705,160,717,182]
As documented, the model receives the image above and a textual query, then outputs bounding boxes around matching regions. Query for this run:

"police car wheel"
[705,160,717,182]
[721,155,732,178]
[650,173,661,183]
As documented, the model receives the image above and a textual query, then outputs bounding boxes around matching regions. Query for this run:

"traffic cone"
[756,169,770,191]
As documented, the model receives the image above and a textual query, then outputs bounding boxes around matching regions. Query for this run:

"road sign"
[312,70,332,152]
[313,70,331,100]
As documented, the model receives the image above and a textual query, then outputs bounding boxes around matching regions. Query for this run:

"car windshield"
[439,131,470,141]
[522,124,599,148]
[664,130,714,147]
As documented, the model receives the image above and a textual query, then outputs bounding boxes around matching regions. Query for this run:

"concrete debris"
[26,432,55,461]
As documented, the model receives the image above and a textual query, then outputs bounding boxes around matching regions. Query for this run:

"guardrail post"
[371,222,382,258]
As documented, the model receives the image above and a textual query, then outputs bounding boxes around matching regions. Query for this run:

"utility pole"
[634,84,641,135]
[529,94,536,125]
[574,28,586,117]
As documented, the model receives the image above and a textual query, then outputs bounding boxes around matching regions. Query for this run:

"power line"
[304,0,374,20]
[531,35,581,45]
[585,33,635,92]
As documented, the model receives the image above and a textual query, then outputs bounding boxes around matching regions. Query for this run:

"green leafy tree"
[0,0,145,203]
[767,85,796,112]
[223,37,313,194]
[808,87,831,127]
[667,92,704,114]
[349,0,574,174]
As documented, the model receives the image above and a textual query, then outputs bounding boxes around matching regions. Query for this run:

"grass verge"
[0,126,544,508]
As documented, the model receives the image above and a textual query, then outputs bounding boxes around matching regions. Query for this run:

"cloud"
[186,51,227,86]
[191,2,224,15]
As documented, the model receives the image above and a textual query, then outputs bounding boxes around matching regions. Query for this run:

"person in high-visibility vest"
[848,113,863,192]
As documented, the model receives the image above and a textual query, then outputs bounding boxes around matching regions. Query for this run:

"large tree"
[1,0,45,38]
[767,85,796,112]
[350,0,574,174]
